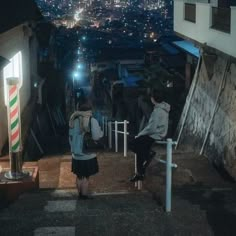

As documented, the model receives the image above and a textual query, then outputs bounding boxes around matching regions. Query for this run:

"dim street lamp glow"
[73,72,79,78]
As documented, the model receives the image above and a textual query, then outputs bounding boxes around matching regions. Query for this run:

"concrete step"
[0,190,168,236]
[0,188,215,236]
[1,190,157,216]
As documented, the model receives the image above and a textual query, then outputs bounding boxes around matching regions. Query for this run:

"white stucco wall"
[0,25,34,154]
[174,0,236,58]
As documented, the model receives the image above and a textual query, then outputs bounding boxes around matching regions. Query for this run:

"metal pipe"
[176,56,202,149]
[124,120,127,157]
[36,115,44,137]
[134,153,138,188]
[166,138,172,213]
[102,116,105,133]
[108,121,112,149]
[46,103,57,135]
[158,159,178,168]
[111,121,129,124]
[200,60,229,155]
[112,130,130,135]
[137,180,142,190]
[30,129,44,154]
[115,121,118,152]
[105,117,108,137]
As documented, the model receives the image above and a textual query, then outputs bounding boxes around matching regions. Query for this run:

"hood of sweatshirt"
[69,110,92,132]
[155,102,171,113]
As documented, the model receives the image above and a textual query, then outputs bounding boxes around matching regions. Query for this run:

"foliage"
[136,63,174,91]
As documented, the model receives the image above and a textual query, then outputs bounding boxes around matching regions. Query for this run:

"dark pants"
[130,135,154,175]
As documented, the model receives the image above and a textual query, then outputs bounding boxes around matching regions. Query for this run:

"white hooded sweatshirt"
[137,101,170,140]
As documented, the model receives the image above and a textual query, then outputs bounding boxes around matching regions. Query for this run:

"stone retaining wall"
[176,49,236,179]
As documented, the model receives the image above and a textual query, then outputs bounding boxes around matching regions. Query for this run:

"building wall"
[0,70,8,155]
[177,52,236,179]
[174,0,236,58]
[0,25,35,154]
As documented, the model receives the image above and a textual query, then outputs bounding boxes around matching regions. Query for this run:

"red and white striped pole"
[5,77,26,179]
[9,82,20,152]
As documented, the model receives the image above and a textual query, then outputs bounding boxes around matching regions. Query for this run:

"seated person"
[129,89,170,182]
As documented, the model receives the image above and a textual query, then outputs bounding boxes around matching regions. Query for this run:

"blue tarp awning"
[123,75,143,87]
[161,43,179,55]
[173,40,200,58]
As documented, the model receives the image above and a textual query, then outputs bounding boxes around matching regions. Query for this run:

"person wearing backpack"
[69,103,103,200]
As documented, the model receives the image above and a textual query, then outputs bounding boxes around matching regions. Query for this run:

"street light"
[72,72,79,90]
[77,63,82,69]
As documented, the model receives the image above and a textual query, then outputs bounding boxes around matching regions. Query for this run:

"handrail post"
[166,138,172,213]
[105,117,108,137]
[134,153,138,188]
[124,120,127,157]
[108,121,112,149]
[102,116,105,133]
[115,121,118,152]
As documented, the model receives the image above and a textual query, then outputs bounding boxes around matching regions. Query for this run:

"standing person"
[69,103,103,199]
[74,88,86,110]
[129,89,170,182]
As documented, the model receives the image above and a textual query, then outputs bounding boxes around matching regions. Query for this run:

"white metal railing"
[100,115,177,212]
[107,120,129,157]
[156,139,178,213]
[98,115,129,157]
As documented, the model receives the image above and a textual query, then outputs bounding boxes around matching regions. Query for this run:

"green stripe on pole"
[12,140,20,152]
[11,118,18,130]
[10,95,17,107]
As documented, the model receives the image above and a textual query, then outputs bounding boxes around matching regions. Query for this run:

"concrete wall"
[0,25,37,154]
[174,0,236,58]
[0,70,8,155]
[176,51,236,179]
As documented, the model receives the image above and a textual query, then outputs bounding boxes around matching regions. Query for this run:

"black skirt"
[72,157,99,178]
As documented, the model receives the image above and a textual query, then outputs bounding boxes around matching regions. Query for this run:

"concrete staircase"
[0,188,217,236]
[0,190,165,236]
[2,151,236,235]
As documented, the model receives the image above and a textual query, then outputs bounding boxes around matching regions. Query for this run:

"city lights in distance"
[74,8,83,21]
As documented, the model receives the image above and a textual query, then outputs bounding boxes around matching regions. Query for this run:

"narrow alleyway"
[1,82,236,235]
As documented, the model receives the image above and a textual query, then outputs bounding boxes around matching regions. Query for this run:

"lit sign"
[3,51,22,105]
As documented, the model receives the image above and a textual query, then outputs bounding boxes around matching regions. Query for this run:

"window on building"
[184,3,196,23]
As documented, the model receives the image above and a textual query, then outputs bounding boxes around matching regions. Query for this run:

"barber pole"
[4,77,26,180]
[9,84,20,152]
